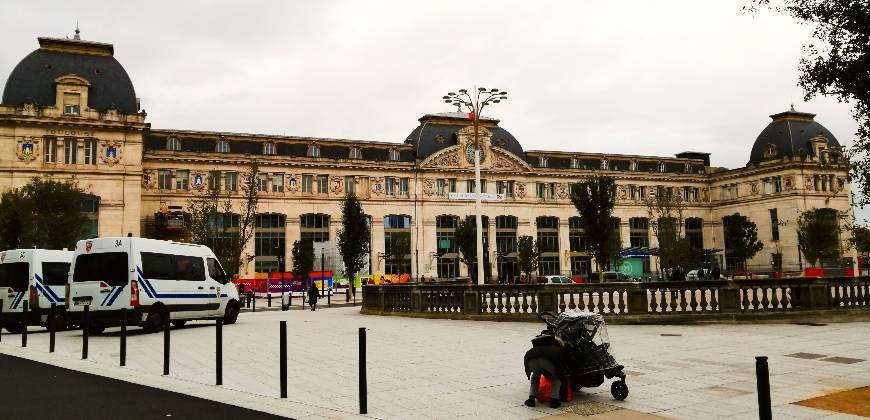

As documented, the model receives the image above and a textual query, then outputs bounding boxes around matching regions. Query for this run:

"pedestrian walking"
[307,283,319,311]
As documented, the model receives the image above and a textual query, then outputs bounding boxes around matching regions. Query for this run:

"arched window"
[349,147,362,159]
[263,142,276,155]
[300,213,330,242]
[536,216,560,275]
[495,216,518,282]
[216,139,230,153]
[435,215,459,279]
[384,215,412,275]
[307,144,320,158]
[389,149,400,161]
[763,144,777,158]
[167,137,181,151]
[255,214,286,273]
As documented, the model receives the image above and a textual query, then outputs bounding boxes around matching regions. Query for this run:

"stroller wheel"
[611,380,628,400]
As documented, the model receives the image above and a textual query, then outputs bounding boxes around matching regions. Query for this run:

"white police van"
[67,237,240,333]
[0,249,73,333]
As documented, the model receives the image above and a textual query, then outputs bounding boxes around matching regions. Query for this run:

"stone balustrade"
[361,277,870,323]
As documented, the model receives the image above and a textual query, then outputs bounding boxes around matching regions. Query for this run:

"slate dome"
[748,107,839,165]
[405,112,524,160]
[2,37,138,114]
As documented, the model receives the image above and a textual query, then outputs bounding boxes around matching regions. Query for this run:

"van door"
[0,262,29,314]
[37,260,71,308]
[70,249,130,310]
[173,254,211,318]
[206,257,227,316]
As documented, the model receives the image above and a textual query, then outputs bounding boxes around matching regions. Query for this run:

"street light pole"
[443,87,507,285]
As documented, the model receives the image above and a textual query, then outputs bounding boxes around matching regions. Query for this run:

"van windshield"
[0,262,29,291]
[73,253,128,286]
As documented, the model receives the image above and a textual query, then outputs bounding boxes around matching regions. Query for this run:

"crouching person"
[523,337,568,408]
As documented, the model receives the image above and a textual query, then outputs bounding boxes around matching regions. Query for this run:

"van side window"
[141,252,175,279]
[207,258,228,284]
[175,255,205,281]
[42,262,71,286]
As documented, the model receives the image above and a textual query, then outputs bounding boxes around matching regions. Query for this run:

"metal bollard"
[328,288,331,308]
[756,356,772,420]
[252,294,256,313]
[163,316,170,375]
[49,303,56,353]
[280,321,287,398]
[268,293,272,308]
[82,305,89,359]
[216,319,223,386]
[359,327,367,414]
[22,300,28,347]
[120,308,127,366]
[0,299,3,343]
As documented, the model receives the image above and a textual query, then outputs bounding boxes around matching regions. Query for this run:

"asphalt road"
[0,354,290,420]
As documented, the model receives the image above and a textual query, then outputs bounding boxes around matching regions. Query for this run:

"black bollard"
[82,305,89,359]
[163,316,170,375]
[49,303,56,353]
[0,299,3,343]
[279,321,287,398]
[252,293,256,313]
[756,356,772,420]
[328,288,331,308]
[22,300,28,347]
[359,327,367,414]
[268,293,272,308]
[120,308,127,366]
[216,319,223,386]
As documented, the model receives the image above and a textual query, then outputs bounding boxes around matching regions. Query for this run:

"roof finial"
[74,20,80,40]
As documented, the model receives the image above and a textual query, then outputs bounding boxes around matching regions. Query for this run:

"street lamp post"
[443,87,508,285]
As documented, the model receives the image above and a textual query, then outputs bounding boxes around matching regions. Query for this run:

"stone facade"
[0,35,856,279]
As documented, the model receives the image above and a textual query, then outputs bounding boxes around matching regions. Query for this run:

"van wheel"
[223,301,239,325]
[4,323,24,334]
[49,313,68,332]
[87,325,106,335]
[171,320,187,328]
[145,306,167,333]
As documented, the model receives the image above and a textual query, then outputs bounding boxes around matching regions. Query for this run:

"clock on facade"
[465,143,486,164]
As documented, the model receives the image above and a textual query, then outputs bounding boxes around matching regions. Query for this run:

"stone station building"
[0,34,856,280]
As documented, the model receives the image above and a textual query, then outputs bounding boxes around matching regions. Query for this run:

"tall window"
[344,176,355,194]
[272,174,284,192]
[495,215,518,282]
[569,217,590,277]
[216,140,230,153]
[685,218,703,249]
[263,142,276,155]
[254,214,285,273]
[175,170,189,190]
[467,179,487,193]
[302,175,313,193]
[384,215,412,274]
[436,178,456,196]
[64,138,77,164]
[389,149,400,161]
[537,182,555,201]
[43,136,57,163]
[769,209,779,241]
[208,171,221,191]
[384,177,409,197]
[158,170,172,189]
[257,173,268,192]
[63,93,81,115]
[629,217,649,247]
[349,147,362,159]
[300,213,330,242]
[225,172,238,191]
[316,175,328,194]
[496,180,515,198]
[538,156,548,167]
[83,139,97,165]
[80,195,100,239]
[307,144,320,158]
[435,215,459,279]
[537,216,560,275]
[167,137,181,151]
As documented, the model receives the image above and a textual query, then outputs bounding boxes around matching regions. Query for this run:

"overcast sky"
[1,1,863,214]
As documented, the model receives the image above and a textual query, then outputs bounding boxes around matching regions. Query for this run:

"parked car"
[67,237,240,334]
[600,271,637,283]
[0,249,73,333]
[543,275,573,284]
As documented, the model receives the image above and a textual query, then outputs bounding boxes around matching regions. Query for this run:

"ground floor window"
[539,256,560,276]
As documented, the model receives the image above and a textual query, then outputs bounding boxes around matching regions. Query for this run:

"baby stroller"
[523,310,628,402]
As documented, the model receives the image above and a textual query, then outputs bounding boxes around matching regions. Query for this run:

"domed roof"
[405,112,525,160]
[2,37,138,114]
[748,107,839,165]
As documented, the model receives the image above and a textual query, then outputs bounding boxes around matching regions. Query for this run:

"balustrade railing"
[362,277,870,321]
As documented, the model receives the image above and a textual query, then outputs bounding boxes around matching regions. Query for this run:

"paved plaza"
[1,306,869,419]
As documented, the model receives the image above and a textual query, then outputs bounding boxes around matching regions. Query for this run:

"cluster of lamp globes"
[443,88,509,111]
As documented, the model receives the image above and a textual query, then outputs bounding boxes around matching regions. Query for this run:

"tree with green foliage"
[722,213,764,271]
[747,1,870,204]
[797,208,848,267]
[851,225,870,256]
[571,175,620,281]
[516,235,540,283]
[455,217,477,272]
[337,194,370,290]
[645,188,700,279]
[186,161,260,276]
[0,177,89,250]
[291,238,315,281]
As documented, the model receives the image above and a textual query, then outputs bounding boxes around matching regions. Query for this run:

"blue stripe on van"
[34,274,64,302]
[11,292,24,309]
[33,282,54,303]
[106,286,124,306]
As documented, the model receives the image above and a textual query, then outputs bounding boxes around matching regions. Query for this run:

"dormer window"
[62,93,81,115]
[307,144,320,158]
[216,139,230,153]
[763,144,777,158]
[263,142,276,155]
[538,156,548,168]
[389,148,401,161]
[349,147,362,159]
[601,159,608,170]
[659,162,666,173]
[167,137,181,151]
[571,157,581,169]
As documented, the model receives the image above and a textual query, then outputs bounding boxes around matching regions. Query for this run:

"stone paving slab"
[1,308,869,419]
